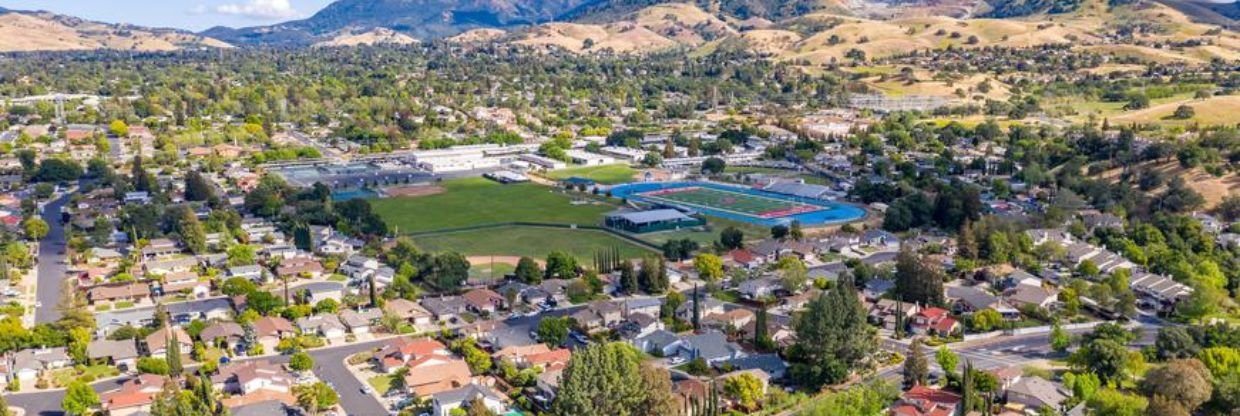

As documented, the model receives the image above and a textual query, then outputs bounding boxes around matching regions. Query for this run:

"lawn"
[637,217,769,247]
[367,374,394,395]
[372,178,616,233]
[415,226,655,261]
[544,164,637,185]
[468,262,516,282]
[49,364,119,387]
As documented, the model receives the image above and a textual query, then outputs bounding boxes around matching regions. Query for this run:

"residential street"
[33,192,71,324]
[2,337,394,416]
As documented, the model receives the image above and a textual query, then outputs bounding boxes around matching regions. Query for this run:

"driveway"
[34,192,71,324]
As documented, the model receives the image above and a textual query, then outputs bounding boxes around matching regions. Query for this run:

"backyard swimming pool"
[609,181,866,226]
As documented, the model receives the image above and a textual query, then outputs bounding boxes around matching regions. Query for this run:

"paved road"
[310,338,390,416]
[33,193,71,324]
[876,324,1160,381]
[2,338,393,416]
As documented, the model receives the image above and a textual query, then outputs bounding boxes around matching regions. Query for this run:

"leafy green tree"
[693,253,723,282]
[790,275,875,389]
[1063,372,1100,401]
[62,380,100,416]
[538,317,571,347]
[515,257,542,284]
[289,351,315,372]
[971,309,1003,332]
[1050,323,1071,353]
[166,328,184,377]
[1140,359,1212,413]
[109,119,129,137]
[722,372,764,412]
[718,227,744,249]
[1086,388,1146,416]
[1070,339,1141,384]
[427,252,470,291]
[22,217,48,241]
[799,380,898,415]
[904,337,929,387]
[1155,326,1200,360]
[294,382,338,416]
[184,171,215,202]
[553,343,673,415]
[894,248,944,306]
[544,251,578,279]
[935,346,958,378]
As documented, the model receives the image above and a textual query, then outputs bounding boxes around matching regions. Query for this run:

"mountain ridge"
[0,8,230,53]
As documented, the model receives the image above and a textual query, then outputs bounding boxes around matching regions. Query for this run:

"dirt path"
[465,255,544,267]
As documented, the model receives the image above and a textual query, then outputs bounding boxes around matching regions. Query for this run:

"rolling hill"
[0,8,229,52]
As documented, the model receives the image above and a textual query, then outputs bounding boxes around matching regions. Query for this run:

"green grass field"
[642,187,806,216]
[469,262,516,282]
[545,164,637,185]
[372,178,616,233]
[415,226,654,261]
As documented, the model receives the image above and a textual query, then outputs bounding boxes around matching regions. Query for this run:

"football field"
[638,186,821,218]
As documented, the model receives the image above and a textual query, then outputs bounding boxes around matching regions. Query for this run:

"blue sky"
[0,0,335,31]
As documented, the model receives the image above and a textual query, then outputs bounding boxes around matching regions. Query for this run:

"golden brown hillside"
[313,28,419,48]
[0,11,229,52]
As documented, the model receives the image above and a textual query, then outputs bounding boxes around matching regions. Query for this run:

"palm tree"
[295,385,320,416]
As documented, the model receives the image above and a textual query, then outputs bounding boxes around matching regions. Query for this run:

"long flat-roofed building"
[605,209,704,233]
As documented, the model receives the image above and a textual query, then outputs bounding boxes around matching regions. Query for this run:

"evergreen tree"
[895,247,945,306]
[369,274,380,308]
[790,275,876,389]
[132,155,152,192]
[552,343,672,416]
[691,284,701,331]
[184,171,215,202]
[904,337,929,387]
[619,260,637,295]
[961,360,975,414]
[166,327,183,377]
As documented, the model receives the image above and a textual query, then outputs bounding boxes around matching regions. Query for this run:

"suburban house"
[88,339,140,371]
[889,385,962,416]
[678,332,746,364]
[1006,376,1070,412]
[431,383,508,416]
[383,298,434,326]
[632,330,682,357]
[910,307,961,336]
[737,277,782,300]
[296,314,347,342]
[340,308,383,334]
[145,327,193,358]
[404,354,473,397]
[375,337,451,374]
[295,281,343,304]
[200,322,246,351]
[422,296,469,322]
[87,282,152,305]
[211,360,296,395]
[8,347,71,382]
[462,288,507,315]
[252,316,296,352]
[99,374,169,416]
[1004,284,1059,310]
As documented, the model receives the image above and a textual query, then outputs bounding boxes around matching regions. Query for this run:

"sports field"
[372,178,615,233]
[639,186,822,219]
[415,226,654,262]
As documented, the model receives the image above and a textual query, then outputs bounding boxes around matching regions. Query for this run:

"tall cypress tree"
[166,327,183,377]
[904,337,928,387]
[369,274,380,308]
[961,360,975,415]
[619,260,637,295]
[691,284,701,331]
[754,307,769,350]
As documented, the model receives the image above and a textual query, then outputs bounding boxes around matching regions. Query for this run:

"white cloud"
[212,0,298,19]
